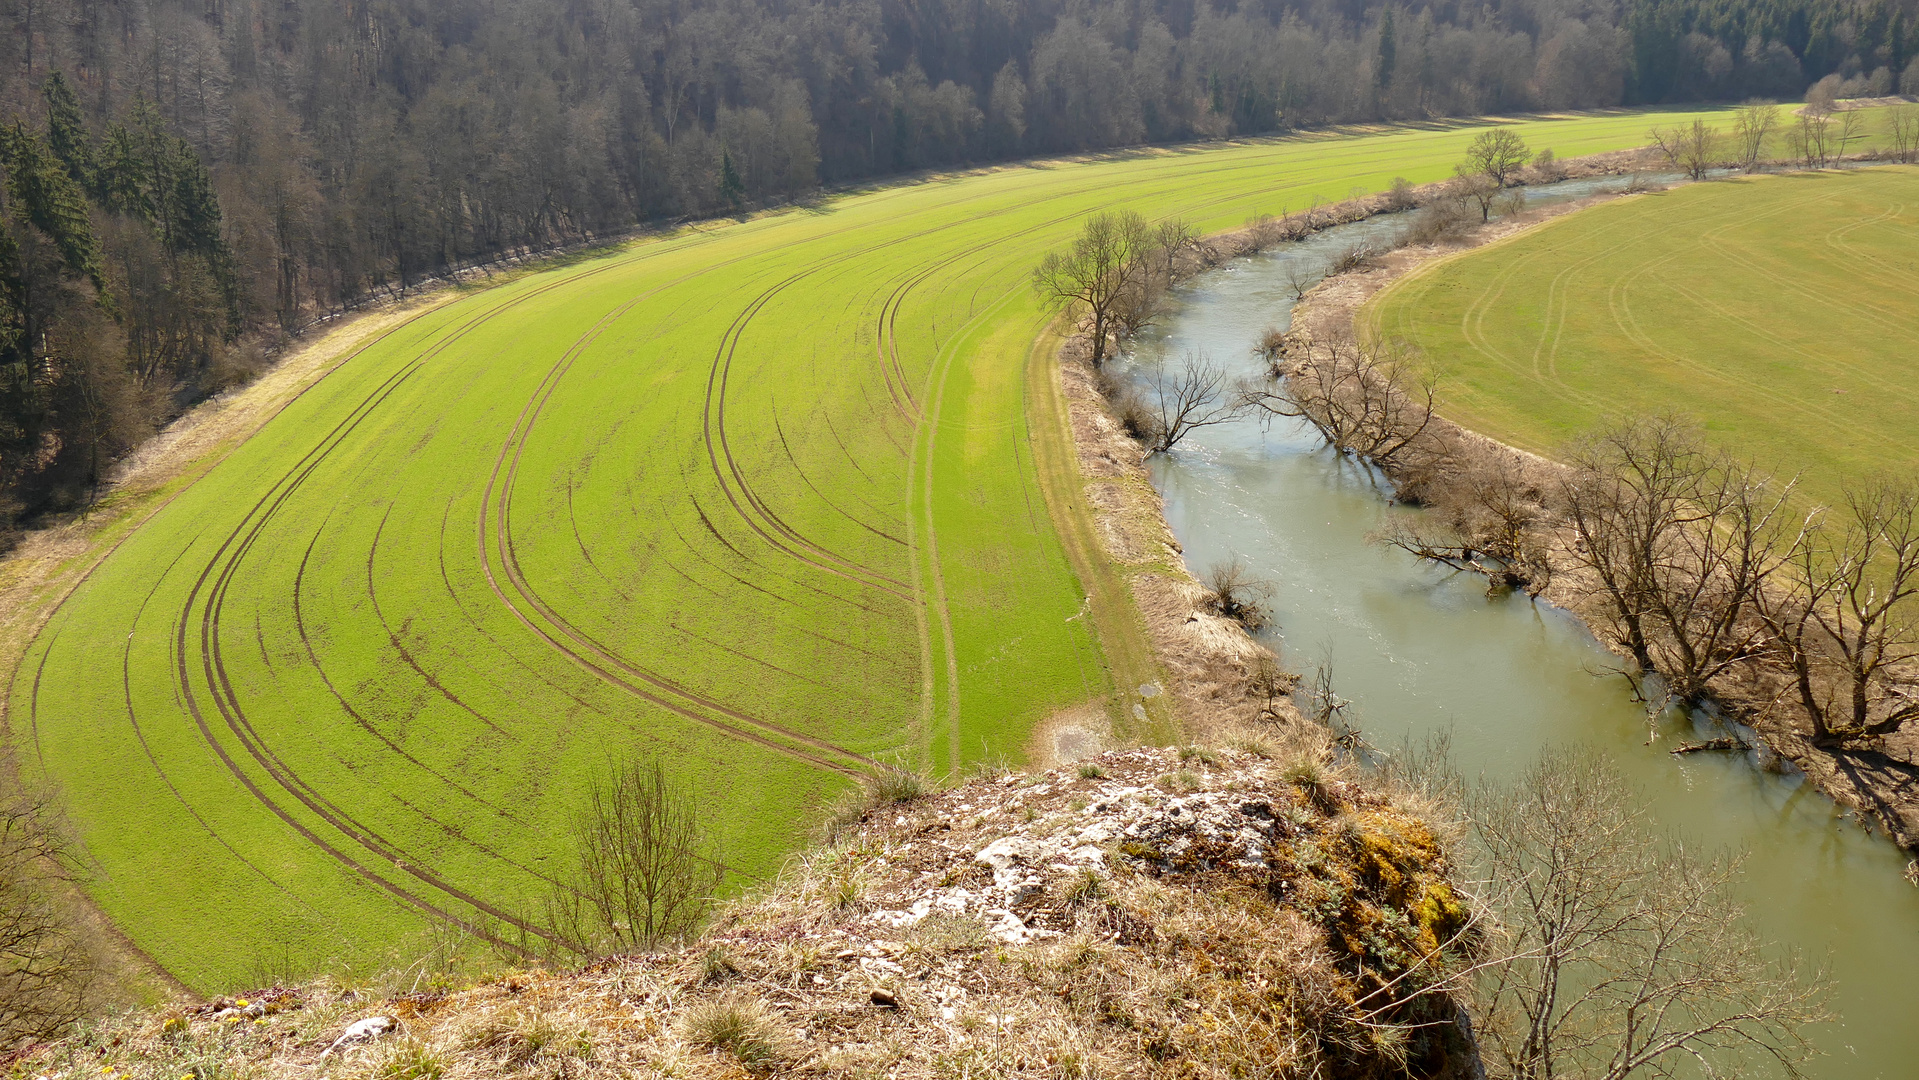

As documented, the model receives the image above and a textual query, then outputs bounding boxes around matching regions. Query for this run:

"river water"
[1116,181,1919,1078]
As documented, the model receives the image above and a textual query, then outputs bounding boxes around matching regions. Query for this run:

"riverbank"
[1035,146,1672,748]
[1285,180,1919,861]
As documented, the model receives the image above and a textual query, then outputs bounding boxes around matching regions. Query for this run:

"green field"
[8,110,1731,990]
[1368,166,1919,506]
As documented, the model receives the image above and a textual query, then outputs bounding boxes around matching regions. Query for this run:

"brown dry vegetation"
[9,744,1482,1080]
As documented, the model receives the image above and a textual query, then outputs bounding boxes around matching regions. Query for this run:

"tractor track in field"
[703,275,916,601]
[771,411,908,545]
[162,242,686,949]
[564,484,636,602]
[434,498,609,719]
[480,281,884,779]
[295,529,534,830]
[198,400,562,950]
[683,477,894,618]
[366,511,516,739]
[663,495,914,664]
[117,546,315,906]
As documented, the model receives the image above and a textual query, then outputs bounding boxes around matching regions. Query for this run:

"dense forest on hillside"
[0,0,1914,534]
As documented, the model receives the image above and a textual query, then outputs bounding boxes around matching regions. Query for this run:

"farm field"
[9,108,1729,990]
[1367,166,1919,508]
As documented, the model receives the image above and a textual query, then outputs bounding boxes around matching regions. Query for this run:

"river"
[1114,181,1919,1078]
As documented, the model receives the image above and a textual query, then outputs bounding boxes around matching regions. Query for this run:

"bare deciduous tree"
[1144,351,1247,454]
[1470,748,1830,1080]
[1889,104,1919,164]
[1032,210,1156,367]
[1377,451,1554,594]
[1760,478,1919,744]
[1649,119,1722,181]
[1561,417,1795,705]
[1108,216,1197,338]
[549,756,724,957]
[1731,101,1779,171]
[1832,108,1865,162]
[1786,112,1833,168]
[1240,335,1439,470]
[0,792,91,1044]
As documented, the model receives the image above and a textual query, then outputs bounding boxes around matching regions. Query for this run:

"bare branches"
[1760,477,1919,744]
[1461,129,1530,189]
[1202,556,1275,630]
[1731,101,1779,171]
[1239,334,1440,471]
[549,756,724,958]
[1469,749,1830,1080]
[1649,119,1722,181]
[1034,211,1193,367]
[0,792,92,1045]
[1455,130,1528,221]
[1786,112,1834,168]
[1889,105,1919,165]
[1560,417,1796,705]
[1141,351,1246,454]
[1375,450,1554,595]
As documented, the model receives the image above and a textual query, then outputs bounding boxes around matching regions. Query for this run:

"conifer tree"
[719,150,745,209]
[41,73,94,192]
[0,123,107,297]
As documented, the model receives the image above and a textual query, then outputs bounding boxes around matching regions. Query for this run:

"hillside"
[11,742,1479,1080]
[4,111,1726,991]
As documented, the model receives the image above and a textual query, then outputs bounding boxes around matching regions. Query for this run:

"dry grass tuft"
[680,992,788,1072]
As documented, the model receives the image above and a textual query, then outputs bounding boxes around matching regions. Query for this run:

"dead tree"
[1561,418,1793,705]
[1731,101,1779,171]
[1032,210,1156,367]
[1240,335,1439,471]
[1760,478,1919,744]
[1145,351,1247,454]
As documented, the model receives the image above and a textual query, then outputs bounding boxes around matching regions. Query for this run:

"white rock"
[320,1016,398,1058]
[975,835,1037,871]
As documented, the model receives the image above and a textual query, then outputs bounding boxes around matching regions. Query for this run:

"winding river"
[1116,182,1919,1077]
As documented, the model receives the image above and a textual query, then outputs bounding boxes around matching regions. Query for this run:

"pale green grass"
[9,108,1731,990]
[1368,166,1919,508]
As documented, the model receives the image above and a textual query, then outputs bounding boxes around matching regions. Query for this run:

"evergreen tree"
[719,150,745,209]
[0,123,107,297]
[1378,8,1398,89]
[40,73,94,192]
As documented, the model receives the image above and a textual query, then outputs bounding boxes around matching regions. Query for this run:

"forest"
[0,0,1914,535]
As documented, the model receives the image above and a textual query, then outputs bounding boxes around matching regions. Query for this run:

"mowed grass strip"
[1367,166,1919,507]
[10,109,1731,990]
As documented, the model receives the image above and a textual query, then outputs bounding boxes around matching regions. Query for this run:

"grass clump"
[1076,763,1107,780]
[361,1038,445,1080]
[681,993,787,1072]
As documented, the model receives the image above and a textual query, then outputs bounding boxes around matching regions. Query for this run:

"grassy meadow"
[1367,165,1919,508]
[10,109,1731,990]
